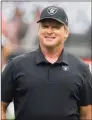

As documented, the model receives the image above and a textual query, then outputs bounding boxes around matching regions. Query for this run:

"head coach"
[1,6,92,120]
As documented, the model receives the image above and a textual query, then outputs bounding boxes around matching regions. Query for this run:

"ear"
[38,30,40,36]
[64,26,69,40]
[37,24,40,36]
[37,29,40,36]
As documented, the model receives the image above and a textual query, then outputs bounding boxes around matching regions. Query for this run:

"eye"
[53,26,61,29]
[41,25,49,28]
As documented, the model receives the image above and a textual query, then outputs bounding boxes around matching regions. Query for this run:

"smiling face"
[38,18,69,49]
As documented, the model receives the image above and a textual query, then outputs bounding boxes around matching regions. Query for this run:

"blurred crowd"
[1,3,40,71]
[1,2,92,119]
[1,2,92,71]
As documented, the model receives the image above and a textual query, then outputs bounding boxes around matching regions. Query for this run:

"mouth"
[44,36,56,40]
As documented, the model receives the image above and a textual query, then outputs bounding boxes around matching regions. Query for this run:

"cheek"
[38,30,45,39]
[55,32,64,39]
[58,31,66,38]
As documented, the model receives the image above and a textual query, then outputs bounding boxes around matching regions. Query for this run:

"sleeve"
[80,65,92,106]
[1,60,14,103]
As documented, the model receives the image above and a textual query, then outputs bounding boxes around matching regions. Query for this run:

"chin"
[44,43,56,48]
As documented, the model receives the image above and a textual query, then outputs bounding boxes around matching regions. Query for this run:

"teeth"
[45,37,55,39]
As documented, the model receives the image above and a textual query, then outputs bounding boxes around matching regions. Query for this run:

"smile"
[45,36,56,39]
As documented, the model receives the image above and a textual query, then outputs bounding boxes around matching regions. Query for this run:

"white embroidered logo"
[62,66,69,71]
[47,7,58,15]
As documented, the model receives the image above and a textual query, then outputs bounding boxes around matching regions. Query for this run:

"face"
[38,19,69,48]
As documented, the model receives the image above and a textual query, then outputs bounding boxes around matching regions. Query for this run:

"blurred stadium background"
[1,2,92,119]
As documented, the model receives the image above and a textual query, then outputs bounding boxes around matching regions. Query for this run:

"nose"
[47,27,53,34]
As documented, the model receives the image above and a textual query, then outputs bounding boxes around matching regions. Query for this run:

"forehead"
[40,18,63,26]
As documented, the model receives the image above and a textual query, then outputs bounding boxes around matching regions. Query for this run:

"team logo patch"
[47,6,58,15]
[62,66,69,71]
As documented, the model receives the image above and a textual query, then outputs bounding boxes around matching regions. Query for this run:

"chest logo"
[62,66,69,71]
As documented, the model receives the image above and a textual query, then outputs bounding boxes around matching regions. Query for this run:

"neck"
[40,44,64,64]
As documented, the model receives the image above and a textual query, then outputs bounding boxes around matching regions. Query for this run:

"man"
[1,6,92,120]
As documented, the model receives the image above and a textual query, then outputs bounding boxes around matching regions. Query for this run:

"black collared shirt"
[1,48,92,120]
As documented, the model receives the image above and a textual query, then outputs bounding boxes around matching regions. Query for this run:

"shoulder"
[12,50,37,62]
[2,50,38,72]
[9,49,38,67]
[66,50,89,72]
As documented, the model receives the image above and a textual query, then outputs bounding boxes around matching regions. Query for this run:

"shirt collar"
[56,49,68,65]
[36,47,68,65]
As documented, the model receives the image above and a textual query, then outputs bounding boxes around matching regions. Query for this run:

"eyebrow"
[40,22,64,28]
